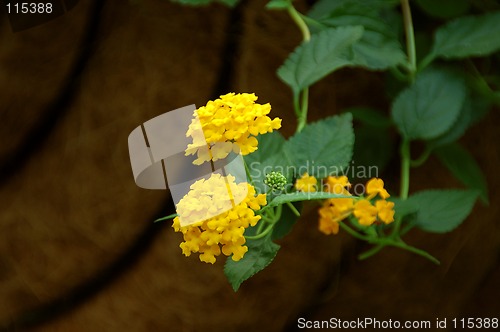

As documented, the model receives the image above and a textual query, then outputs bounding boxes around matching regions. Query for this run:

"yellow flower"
[366,178,390,199]
[318,205,341,235]
[318,199,352,235]
[353,199,378,226]
[185,93,282,165]
[324,175,351,194]
[295,172,317,192]
[172,173,266,264]
[375,200,395,224]
[318,177,395,234]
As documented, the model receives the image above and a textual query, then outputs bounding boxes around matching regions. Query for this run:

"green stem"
[339,222,372,241]
[410,146,432,167]
[358,244,385,260]
[418,53,435,73]
[287,3,311,133]
[401,0,416,80]
[391,139,411,236]
[296,88,309,132]
[287,5,311,42]
[399,139,411,200]
[245,224,273,240]
[390,241,441,265]
[286,202,301,217]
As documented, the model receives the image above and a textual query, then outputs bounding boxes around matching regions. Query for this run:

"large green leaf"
[430,11,500,60]
[426,92,490,148]
[309,1,405,70]
[434,143,489,204]
[351,30,406,69]
[388,197,418,220]
[244,132,292,194]
[391,68,466,140]
[284,113,354,179]
[277,26,364,94]
[224,235,280,291]
[409,189,478,233]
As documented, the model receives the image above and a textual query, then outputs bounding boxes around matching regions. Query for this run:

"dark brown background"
[0,0,499,331]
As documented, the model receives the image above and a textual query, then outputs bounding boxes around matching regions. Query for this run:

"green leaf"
[272,201,302,240]
[224,235,280,291]
[266,0,289,9]
[284,113,355,179]
[434,143,489,204]
[348,107,392,128]
[388,197,418,220]
[350,30,406,70]
[427,92,491,148]
[277,26,364,94]
[265,192,353,210]
[409,189,478,233]
[415,0,470,19]
[426,94,472,148]
[244,132,293,194]
[430,11,500,60]
[308,1,406,70]
[391,68,466,140]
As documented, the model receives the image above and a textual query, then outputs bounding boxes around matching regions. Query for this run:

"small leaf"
[272,201,302,240]
[266,0,289,9]
[391,68,466,140]
[224,235,280,291]
[409,189,478,233]
[284,113,354,179]
[154,213,178,223]
[434,143,489,204]
[265,192,353,210]
[277,26,364,94]
[430,11,500,60]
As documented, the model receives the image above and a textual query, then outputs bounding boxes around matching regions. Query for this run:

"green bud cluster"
[264,171,287,191]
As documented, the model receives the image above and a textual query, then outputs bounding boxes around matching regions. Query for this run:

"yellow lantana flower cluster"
[295,175,395,235]
[172,173,267,264]
[185,93,282,165]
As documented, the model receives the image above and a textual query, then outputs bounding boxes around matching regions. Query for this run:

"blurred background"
[0,0,499,331]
